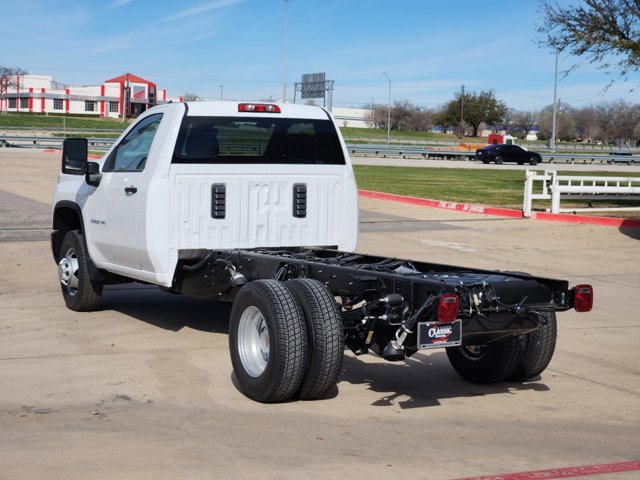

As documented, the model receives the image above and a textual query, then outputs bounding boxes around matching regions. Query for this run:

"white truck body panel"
[53,101,359,287]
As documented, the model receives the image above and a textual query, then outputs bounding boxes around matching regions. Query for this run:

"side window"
[104,113,163,172]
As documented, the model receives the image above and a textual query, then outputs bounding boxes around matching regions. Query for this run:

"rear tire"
[57,230,102,311]
[286,279,344,400]
[495,155,504,165]
[446,337,525,383]
[229,280,308,402]
[510,312,557,381]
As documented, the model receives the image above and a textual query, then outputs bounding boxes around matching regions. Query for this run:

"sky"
[3,0,638,111]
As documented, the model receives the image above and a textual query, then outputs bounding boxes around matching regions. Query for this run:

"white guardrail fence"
[523,170,640,217]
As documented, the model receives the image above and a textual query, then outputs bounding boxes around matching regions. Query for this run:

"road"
[0,149,638,480]
[352,155,640,173]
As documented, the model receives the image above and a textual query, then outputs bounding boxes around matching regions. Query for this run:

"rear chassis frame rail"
[176,248,575,360]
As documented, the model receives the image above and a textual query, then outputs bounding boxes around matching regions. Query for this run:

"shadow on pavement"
[99,284,231,333]
[97,284,550,407]
[340,352,549,409]
[619,226,640,240]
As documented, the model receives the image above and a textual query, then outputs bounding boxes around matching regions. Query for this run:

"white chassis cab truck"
[52,101,593,402]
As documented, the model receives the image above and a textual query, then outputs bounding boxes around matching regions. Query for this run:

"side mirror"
[61,138,88,175]
[86,161,102,187]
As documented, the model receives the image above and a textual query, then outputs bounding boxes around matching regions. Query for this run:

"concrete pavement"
[0,149,638,480]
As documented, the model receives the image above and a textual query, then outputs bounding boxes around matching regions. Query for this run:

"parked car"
[475,144,542,165]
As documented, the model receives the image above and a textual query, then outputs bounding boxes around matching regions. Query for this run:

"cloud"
[160,0,244,22]
[110,0,133,7]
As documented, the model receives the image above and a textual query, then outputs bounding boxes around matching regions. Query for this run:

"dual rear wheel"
[228,279,344,403]
[446,312,557,383]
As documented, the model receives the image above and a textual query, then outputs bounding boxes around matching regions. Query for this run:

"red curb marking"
[454,459,640,480]
[359,189,640,228]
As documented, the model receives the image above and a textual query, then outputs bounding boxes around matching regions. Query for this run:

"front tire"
[510,312,557,381]
[529,156,539,166]
[229,280,308,402]
[495,155,504,165]
[57,230,102,311]
[286,279,344,400]
[446,337,525,383]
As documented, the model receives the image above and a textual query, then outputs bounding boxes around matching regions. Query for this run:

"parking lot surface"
[0,149,638,479]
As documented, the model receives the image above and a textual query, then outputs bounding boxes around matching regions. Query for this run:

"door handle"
[124,186,138,194]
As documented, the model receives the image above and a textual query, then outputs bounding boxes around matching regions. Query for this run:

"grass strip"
[354,165,640,210]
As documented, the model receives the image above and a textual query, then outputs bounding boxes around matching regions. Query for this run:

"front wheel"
[446,337,525,383]
[229,280,308,402]
[495,155,504,165]
[529,156,539,166]
[57,230,102,311]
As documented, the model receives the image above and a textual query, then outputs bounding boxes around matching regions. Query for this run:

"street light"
[550,50,559,151]
[282,0,288,103]
[382,71,391,144]
[220,85,223,101]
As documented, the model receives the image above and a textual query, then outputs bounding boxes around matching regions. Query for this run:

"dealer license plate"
[417,320,462,349]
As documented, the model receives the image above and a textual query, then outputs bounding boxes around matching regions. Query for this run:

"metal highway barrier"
[1,134,639,165]
[346,143,640,165]
[0,135,115,151]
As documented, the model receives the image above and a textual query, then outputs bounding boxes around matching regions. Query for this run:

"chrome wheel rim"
[58,247,79,296]
[237,306,270,377]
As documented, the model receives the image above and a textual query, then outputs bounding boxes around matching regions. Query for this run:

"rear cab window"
[172,116,345,165]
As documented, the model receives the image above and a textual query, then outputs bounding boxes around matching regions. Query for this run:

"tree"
[438,89,507,138]
[593,100,640,144]
[0,66,28,112]
[505,109,539,139]
[369,101,434,132]
[183,92,200,101]
[573,106,602,142]
[537,0,640,85]
[537,102,578,141]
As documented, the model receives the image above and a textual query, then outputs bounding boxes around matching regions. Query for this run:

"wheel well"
[52,204,83,262]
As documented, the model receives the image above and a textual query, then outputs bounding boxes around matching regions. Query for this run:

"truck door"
[85,113,163,269]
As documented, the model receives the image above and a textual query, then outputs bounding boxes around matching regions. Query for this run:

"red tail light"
[574,284,593,312]
[238,103,281,113]
[438,294,460,322]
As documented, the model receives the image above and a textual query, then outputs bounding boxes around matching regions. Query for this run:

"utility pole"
[459,84,465,139]
[282,0,288,103]
[382,72,391,144]
[550,50,559,151]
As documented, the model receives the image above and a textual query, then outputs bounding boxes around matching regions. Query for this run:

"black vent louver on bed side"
[293,183,307,218]
[211,184,226,219]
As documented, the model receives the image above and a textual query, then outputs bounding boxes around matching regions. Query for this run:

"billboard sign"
[301,72,326,99]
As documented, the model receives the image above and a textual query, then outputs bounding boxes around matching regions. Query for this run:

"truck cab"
[52,102,359,287]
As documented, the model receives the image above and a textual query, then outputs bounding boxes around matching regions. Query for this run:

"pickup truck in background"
[51,101,593,402]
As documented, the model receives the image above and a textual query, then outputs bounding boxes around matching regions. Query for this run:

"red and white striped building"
[0,73,181,118]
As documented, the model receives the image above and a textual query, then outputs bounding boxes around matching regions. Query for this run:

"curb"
[358,189,640,229]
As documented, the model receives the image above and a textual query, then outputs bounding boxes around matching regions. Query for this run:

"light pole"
[550,50,559,151]
[282,0,288,103]
[220,85,223,101]
[382,71,391,144]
